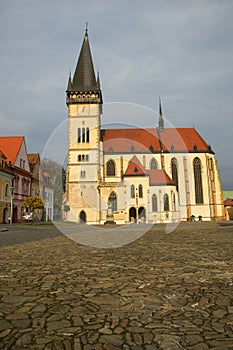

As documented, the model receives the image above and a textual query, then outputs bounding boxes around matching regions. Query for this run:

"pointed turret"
[158,97,164,132]
[66,71,72,92]
[66,28,102,106]
[72,29,98,91]
[97,70,101,89]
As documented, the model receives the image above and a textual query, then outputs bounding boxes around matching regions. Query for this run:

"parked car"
[22,213,33,221]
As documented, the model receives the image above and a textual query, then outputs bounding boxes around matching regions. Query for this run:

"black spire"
[158,97,164,132]
[72,29,98,91]
[66,71,72,92]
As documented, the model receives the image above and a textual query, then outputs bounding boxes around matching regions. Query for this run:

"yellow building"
[64,30,224,224]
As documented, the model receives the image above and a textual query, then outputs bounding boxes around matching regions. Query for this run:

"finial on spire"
[85,22,88,34]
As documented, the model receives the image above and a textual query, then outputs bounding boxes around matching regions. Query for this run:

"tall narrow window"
[82,127,85,143]
[152,194,158,212]
[5,184,9,197]
[14,176,19,193]
[171,158,178,191]
[108,192,117,211]
[164,193,169,211]
[139,184,143,198]
[193,157,203,204]
[78,128,81,143]
[80,171,86,178]
[150,158,158,170]
[86,127,90,143]
[131,185,135,198]
[106,159,115,176]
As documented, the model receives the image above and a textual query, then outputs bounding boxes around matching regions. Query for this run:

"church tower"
[65,28,103,224]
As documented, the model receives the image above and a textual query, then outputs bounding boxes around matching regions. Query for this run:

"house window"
[108,192,117,211]
[171,158,178,191]
[152,194,158,212]
[80,171,86,179]
[131,184,135,198]
[138,184,143,198]
[150,158,158,170]
[5,184,9,197]
[193,157,203,204]
[77,128,89,143]
[82,127,85,143]
[78,154,89,162]
[164,193,169,211]
[106,159,115,176]
[78,128,81,143]
[14,176,19,193]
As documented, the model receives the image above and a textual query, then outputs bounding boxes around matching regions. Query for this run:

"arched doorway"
[79,210,86,224]
[138,207,146,223]
[3,208,9,224]
[13,206,17,223]
[129,207,136,223]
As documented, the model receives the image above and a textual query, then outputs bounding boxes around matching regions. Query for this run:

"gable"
[14,139,31,172]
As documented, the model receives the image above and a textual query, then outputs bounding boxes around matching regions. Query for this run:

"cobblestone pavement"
[0,222,233,349]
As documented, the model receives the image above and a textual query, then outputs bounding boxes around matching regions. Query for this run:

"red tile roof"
[159,128,209,152]
[0,136,24,165]
[28,153,39,165]
[43,172,51,178]
[102,128,160,153]
[124,155,174,185]
[147,169,174,185]
[224,198,233,206]
[102,127,211,153]
[124,155,147,176]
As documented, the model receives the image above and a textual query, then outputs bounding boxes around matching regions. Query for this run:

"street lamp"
[135,187,138,223]
[10,186,14,225]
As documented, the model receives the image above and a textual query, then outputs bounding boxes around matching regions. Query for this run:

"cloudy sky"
[0,0,232,189]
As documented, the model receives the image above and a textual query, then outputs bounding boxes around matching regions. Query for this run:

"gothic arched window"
[150,158,158,170]
[131,184,135,198]
[152,194,158,212]
[164,193,169,211]
[106,159,115,176]
[171,158,179,191]
[108,192,117,211]
[138,184,143,198]
[193,157,203,204]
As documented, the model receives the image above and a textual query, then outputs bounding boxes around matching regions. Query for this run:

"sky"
[0,0,232,189]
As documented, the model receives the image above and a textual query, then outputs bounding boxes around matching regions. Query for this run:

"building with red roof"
[0,136,32,222]
[0,151,14,223]
[64,30,224,224]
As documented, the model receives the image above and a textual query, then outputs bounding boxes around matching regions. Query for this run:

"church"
[64,29,224,225]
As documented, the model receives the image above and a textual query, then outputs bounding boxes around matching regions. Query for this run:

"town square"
[1,1,233,349]
[0,222,233,349]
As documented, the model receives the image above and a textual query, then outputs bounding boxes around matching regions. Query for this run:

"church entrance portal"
[138,207,146,223]
[79,210,86,224]
[129,207,136,223]
[3,208,9,224]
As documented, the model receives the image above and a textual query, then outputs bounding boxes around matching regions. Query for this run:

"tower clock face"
[79,105,89,115]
